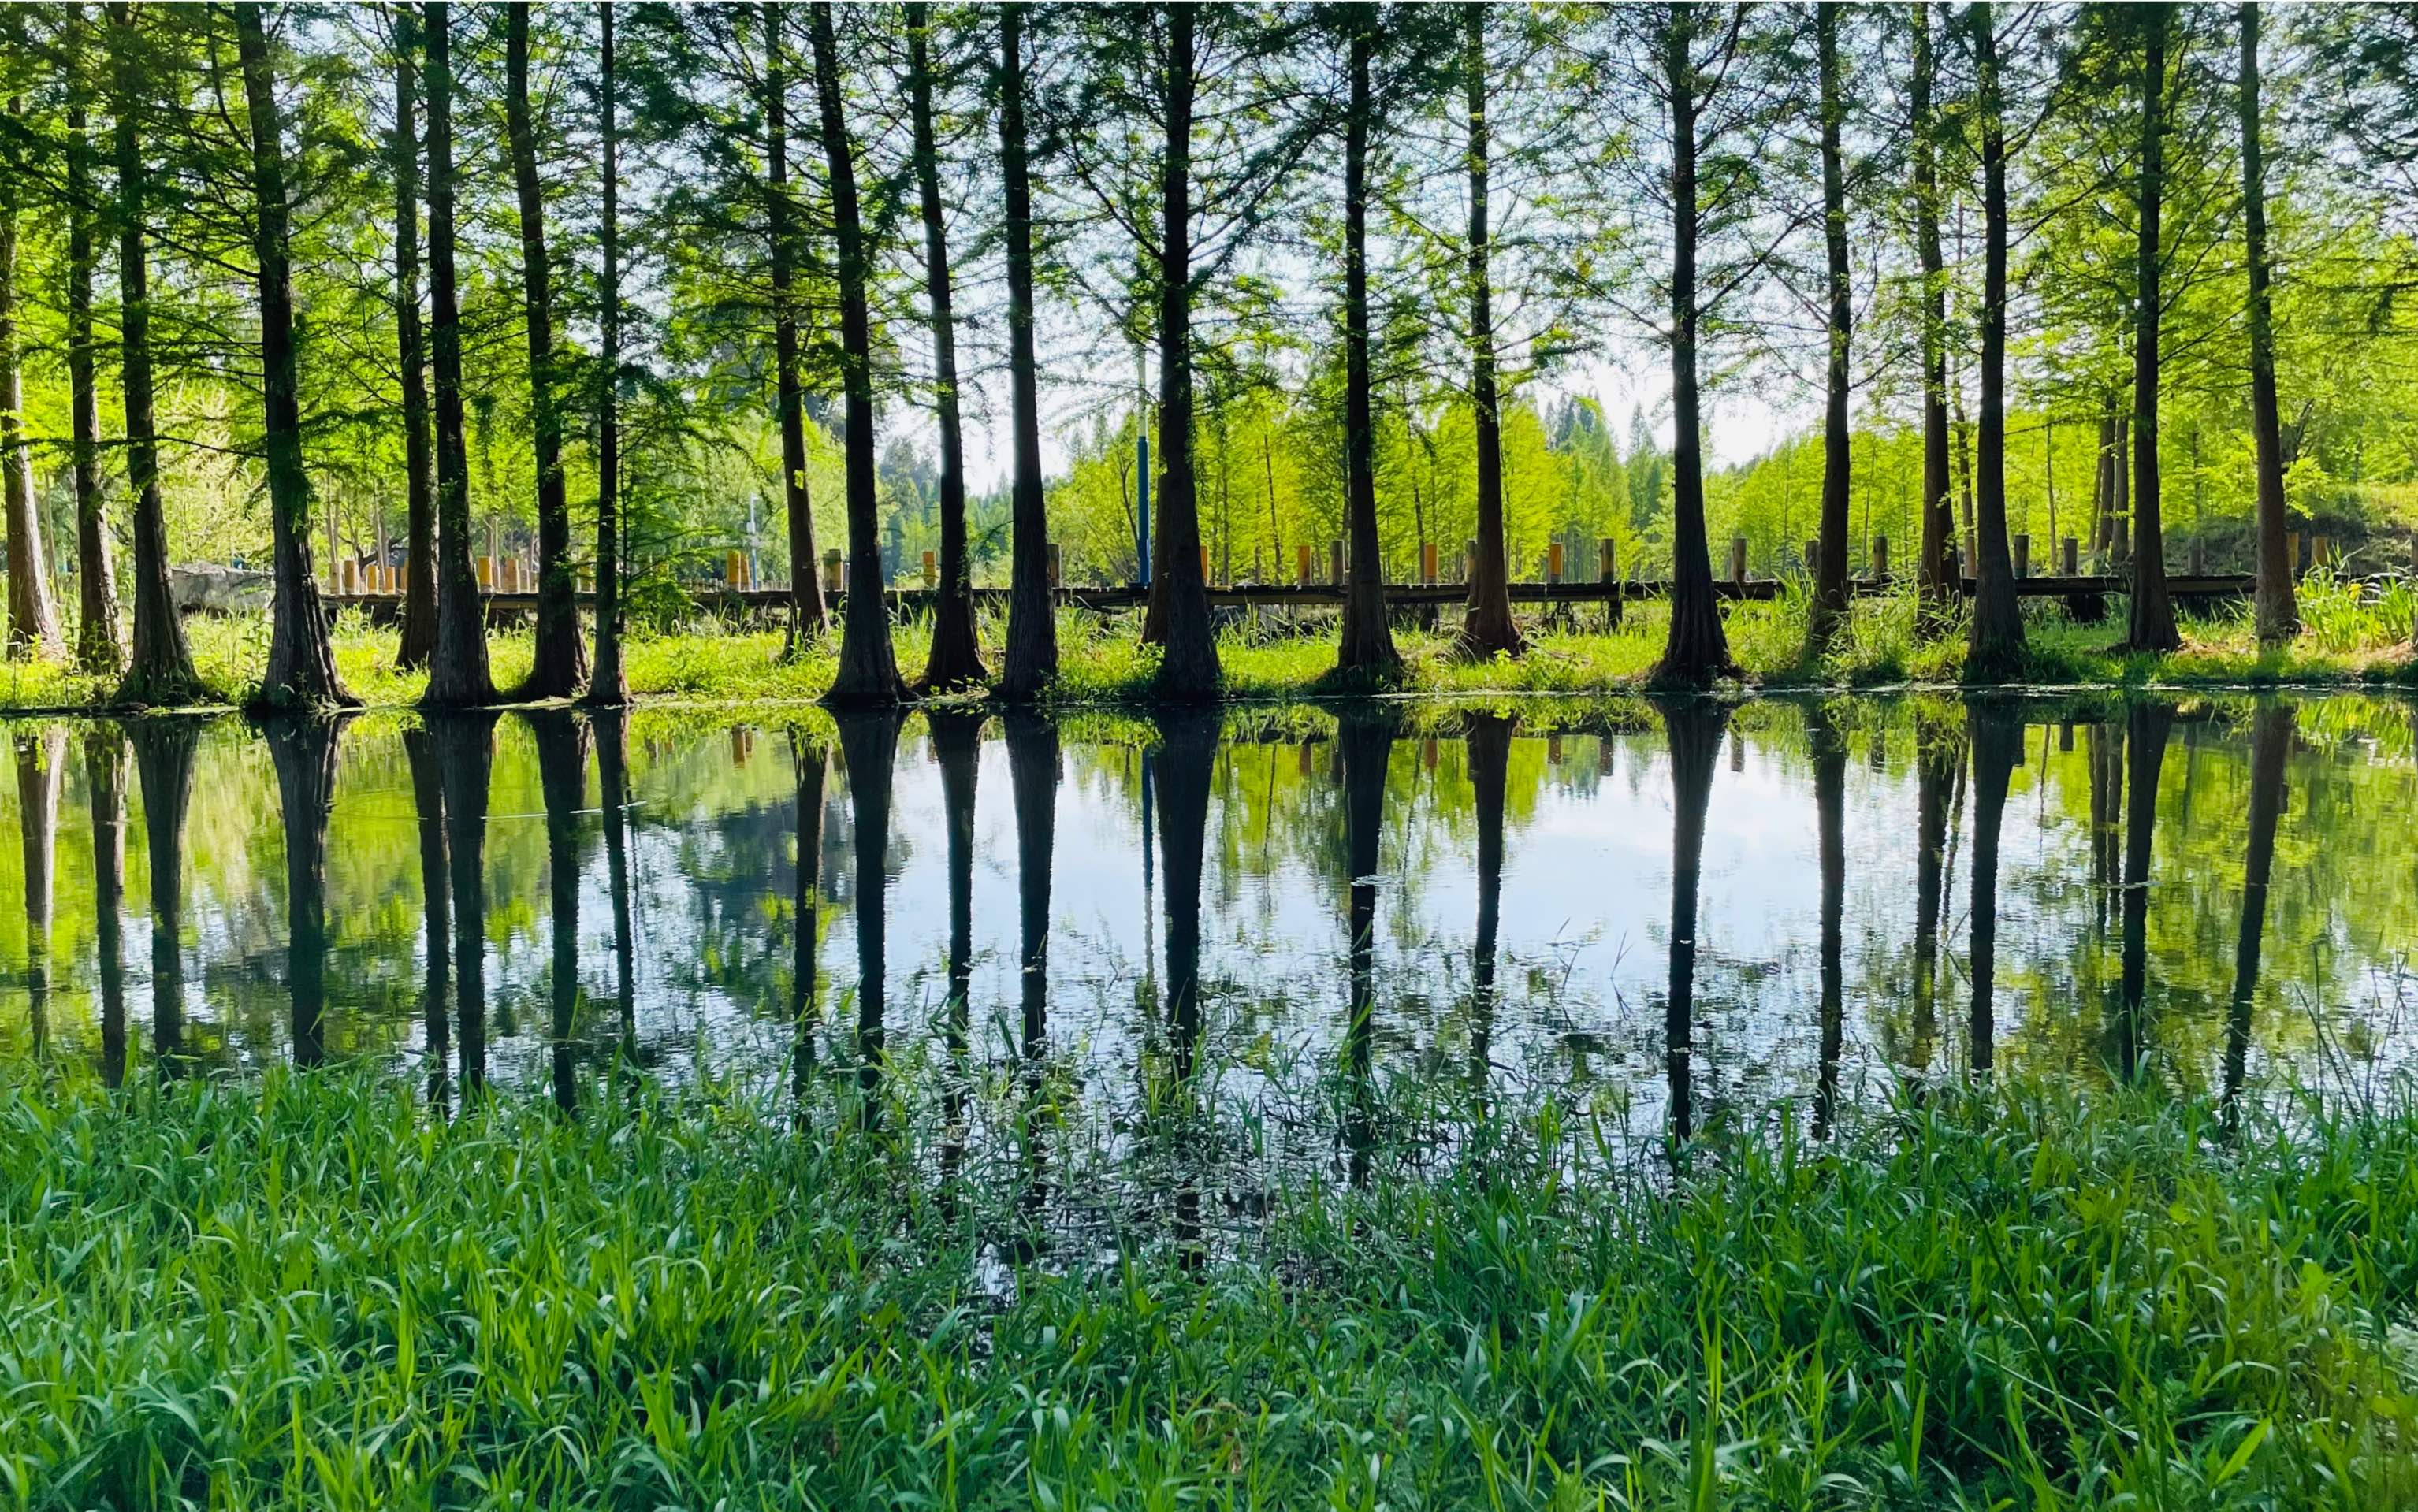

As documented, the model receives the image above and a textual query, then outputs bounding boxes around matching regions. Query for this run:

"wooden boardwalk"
[322,571,2261,616]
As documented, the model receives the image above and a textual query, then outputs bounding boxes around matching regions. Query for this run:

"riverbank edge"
[0,649,2409,721]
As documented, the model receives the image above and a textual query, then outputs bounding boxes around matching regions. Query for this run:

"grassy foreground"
[0,577,2410,712]
[1,1066,2413,1508]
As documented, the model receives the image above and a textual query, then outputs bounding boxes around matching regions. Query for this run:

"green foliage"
[0,1064,2412,1506]
[1,589,2413,717]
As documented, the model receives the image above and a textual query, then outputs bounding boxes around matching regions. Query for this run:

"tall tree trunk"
[929,712,980,1118]
[996,5,1057,700]
[1137,5,1218,700]
[87,726,128,1086]
[1657,696,1724,1140]
[110,3,204,706]
[15,731,59,1051]
[1951,364,1977,567]
[2087,718,2122,926]
[392,9,437,671]
[1809,706,1845,1135]
[506,4,587,698]
[1811,6,1851,644]
[584,2,627,702]
[402,723,452,1108]
[809,3,906,707]
[765,6,826,650]
[420,2,496,706]
[530,711,588,1114]
[1965,2,2026,675]
[237,2,352,712]
[65,84,121,675]
[1467,713,1509,1092]
[835,711,899,1106]
[1911,9,1954,622]
[2115,701,2172,1079]
[431,710,494,1088]
[0,98,59,659]
[1654,14,1732,685]
[2238,6,2295,643]
[1005,709,1056,1123]
[266,715,340,1068]
[2222,702,2290,1112]
[907,3,986,690]
[2093,404,2115,556]
[60,17,117,669]
[597,710,634,1059]
[130,717,197,1068]
[2111,407,2129,559]
[1337,12,1398,681]
[1152,707,1215,1075]
[1457,2,1522,659]
[786,732,822,1101]
[1966,700,2019,1076]
[2126,5,2178,651]
[1907,711,1962,1075]
[1338,711,1393,1186]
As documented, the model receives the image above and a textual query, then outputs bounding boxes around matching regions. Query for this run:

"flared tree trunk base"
[577,645,630,708]
[1335,593,1401,685]
[2125,592,2181,655]
[997,598,1057,704]
[1650,589,1735,688]
[1964,594,2028,682]
[421,661,498,711]
[396,599,437,671]
[515,619,590,702]
[919,597,988,693]
[115,667,214,711]
[1151,632,1220,704]
[1457,593,1526,661]
[824,610,907,709]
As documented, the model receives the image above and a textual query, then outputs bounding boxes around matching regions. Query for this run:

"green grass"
[0,582,2409,714]
[2,1061,2413,1508]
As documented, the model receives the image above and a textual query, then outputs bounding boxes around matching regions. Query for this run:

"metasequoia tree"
[419,0,496,708]
[1333,6,1399,681]
[236,1,352,711]
[1964,2,2026,675]
[110,1,205,705]
[995,3,1057,700]
[1456,2,1521,659]
[389,6,437,671]
[2237,4,2294,642]
[586,0,628,702]
[809,2,906,707]
[906,2,984,690]
[2123,3,2180,652]
[505,2,589,697]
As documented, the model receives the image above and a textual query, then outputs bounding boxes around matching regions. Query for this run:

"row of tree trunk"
[5,2,2306,711]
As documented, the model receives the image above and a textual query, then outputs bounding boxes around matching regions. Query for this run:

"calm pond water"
[0,694,2412,1153]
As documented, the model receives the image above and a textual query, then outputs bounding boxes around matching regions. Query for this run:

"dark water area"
[1,695,2412,1157]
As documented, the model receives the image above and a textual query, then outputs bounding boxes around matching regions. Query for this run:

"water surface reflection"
[0,694,2410,1163]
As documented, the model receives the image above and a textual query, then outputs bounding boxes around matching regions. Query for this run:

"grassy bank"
[2,1065,2413,1508]
[0,578,2411,713]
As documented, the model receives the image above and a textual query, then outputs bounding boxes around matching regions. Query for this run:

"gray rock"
[171,564,272,615]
